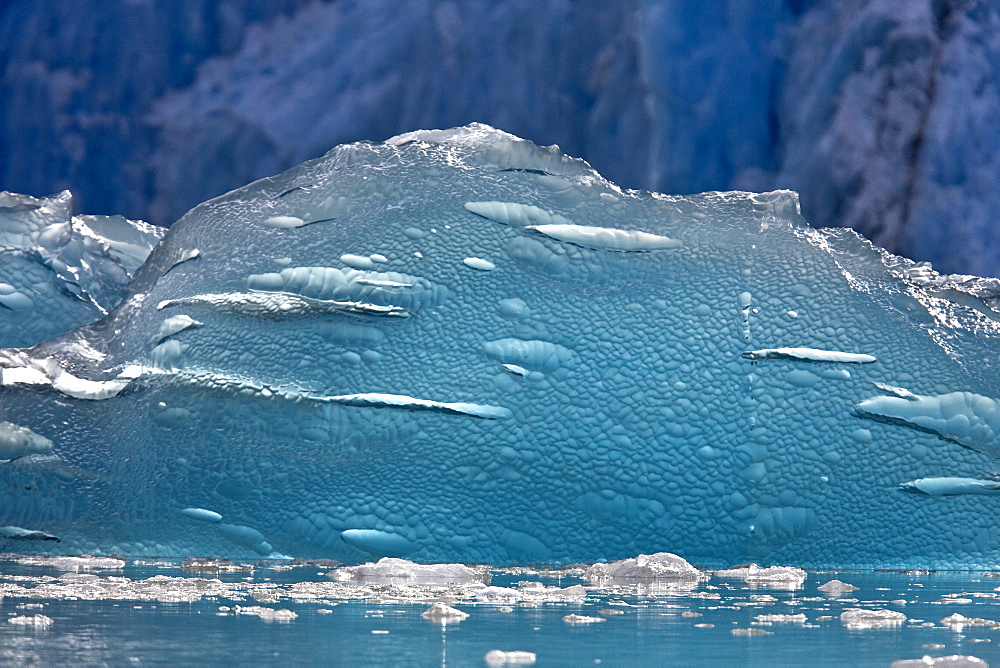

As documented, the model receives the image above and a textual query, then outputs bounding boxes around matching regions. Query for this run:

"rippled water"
[0,555,997,666]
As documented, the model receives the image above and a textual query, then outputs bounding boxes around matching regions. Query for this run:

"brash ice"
[2,124,1000,568]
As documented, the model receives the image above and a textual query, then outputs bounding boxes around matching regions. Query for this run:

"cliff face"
[2,0,998,275]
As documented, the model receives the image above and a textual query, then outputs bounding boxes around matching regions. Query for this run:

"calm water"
[0,555,997,666]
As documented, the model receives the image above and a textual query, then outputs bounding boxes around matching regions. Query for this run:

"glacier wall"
[2,125,1000,568]
[2,0,999,276]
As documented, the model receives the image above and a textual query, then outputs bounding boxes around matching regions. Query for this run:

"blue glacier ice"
[0,190,164,348]
[2,124,1000,568]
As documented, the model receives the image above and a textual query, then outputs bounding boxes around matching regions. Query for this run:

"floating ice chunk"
[180,508,223,523]
[464,201,571,228]
[421,603,470,623]
[818,579,859,594]
[234,605,297,622]
[858,391,1000,457]
[484,650,537,666]
[324,393,512,419]
[715,564,807,586]
[155,314,202,343]
[585,552,703,581]
[0,421,53,459]
[891,656,988,668]
[562,614,605,624]
[742,348,876,364]
[331,557,489,584]
[8,615,53,628]
[527,223,682,252]
[15,555,125,570]
[840,607,907,629]
[940,613,1000,629]
[899,477,1000,496]
[755,613,807,623]
[731,628,771,636]
[262,215,307,229]
[463,257,496,271]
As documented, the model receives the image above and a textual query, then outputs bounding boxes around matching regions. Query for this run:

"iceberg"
[2,124,1000,568]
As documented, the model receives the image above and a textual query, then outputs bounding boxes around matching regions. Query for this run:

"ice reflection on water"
[0,555,997,666]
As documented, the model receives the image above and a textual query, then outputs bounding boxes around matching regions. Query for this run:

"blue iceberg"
[2,124,1000,568]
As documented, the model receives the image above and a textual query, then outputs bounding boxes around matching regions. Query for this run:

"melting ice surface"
[3,124,1000,569]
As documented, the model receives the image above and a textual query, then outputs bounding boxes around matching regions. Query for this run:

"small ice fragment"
[562,614,605,624]
[873,382,920,400]
[463,257,496,271]
[818,579,859,594]
[262,216,307,229]
[840,608,907,629]
[421,603,469,623]
[0,526,59,541]
[8,615,53,628]
[369,254,388,263]
[891,656,988,668]
[233,606,297,622]
[731,628,771,636]
[485,650,537,665]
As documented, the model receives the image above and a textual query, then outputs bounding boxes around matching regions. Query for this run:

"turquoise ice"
[2,124,1000,568]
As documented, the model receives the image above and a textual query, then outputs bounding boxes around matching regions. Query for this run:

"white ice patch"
[180,508,223,523]
[527,223,682,252]
[743,348,876,364]
[0,350,140,400]
[898,477,1000,496]
[159,292,408,318]
[463,257,496,271]
[858,390,1000,457]
[324,393,512,419]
